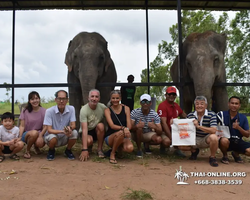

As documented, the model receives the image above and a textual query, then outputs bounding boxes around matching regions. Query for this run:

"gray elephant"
[65,32,117,129]
[170,30,228,114]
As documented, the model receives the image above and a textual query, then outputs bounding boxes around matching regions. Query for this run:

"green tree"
[137,10,230,100]
[3,82,11,103]
[226,10,250,104]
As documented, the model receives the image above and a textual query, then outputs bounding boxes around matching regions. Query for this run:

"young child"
[0,112,24,162]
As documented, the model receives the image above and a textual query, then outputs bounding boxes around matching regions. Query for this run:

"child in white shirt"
[0,112,24,162]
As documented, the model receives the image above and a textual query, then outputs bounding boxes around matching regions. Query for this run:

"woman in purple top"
[19,91,47,159]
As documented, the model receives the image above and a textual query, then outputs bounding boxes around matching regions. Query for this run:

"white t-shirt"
[0,125,19,142]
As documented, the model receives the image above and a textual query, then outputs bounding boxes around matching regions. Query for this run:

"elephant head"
[65,32,117,129]
[170,31,228,113]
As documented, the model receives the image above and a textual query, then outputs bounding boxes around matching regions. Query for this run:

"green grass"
[121,188,153,200]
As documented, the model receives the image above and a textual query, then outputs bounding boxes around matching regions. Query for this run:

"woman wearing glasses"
[104,90,133,164]
[19,91,47,159]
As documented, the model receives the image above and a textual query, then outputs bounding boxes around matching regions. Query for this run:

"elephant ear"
[65,40,73,72]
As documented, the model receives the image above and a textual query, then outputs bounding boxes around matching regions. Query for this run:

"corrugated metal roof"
[0,0,249,11]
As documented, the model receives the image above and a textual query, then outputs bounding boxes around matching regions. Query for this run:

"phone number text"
[194,180,243,185]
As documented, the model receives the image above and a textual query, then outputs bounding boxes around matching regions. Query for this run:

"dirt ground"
[1,144,250,200]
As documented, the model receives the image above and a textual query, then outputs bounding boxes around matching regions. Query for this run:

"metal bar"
[145,0,150,94]
[177,0,183,109]
[11,1,16,114]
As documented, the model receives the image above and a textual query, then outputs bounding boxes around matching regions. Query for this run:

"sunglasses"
[141,100,151,105]
[167,93,177,96]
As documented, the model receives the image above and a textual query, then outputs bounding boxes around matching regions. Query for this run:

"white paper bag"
[171,118,196,146]
[216,125,230,138]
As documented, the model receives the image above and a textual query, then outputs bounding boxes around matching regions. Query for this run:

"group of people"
[0,84,249,167]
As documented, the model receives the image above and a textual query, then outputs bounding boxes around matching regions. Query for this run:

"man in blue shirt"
[218,96,250,164]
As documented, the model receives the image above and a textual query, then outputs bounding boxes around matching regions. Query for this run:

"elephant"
[65,32,117,129]
[170,30,228,114]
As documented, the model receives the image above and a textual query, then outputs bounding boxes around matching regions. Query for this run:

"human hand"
[79,151,89,161]
[136,118,145,129]
[193,120,199,128]
[148,118,156,130]
[123,128,131,138]
[8,140,15,146]
[64,126,72,137]
[233,119,240,129]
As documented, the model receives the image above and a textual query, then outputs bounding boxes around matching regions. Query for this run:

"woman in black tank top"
[104,90,134,164]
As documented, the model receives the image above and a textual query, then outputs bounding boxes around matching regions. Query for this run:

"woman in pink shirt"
[19,91,47,159]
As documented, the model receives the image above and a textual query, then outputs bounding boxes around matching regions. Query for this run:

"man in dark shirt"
[121,75,136,112]
[219,96,250,164]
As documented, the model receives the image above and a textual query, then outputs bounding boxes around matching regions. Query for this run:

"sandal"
[189,148,200,160]
[0,155,5,163]
[231,152,243,163]
[24,152,31,159]
[209,156,218,167]
[221,156,229,164]
[97,150,105,158]
[109,158,117,164]
[9,154,20,160]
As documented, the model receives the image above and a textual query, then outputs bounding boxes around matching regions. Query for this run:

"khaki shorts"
[132,132,167,142]
[44,130,78,147]
[195,135,210,148]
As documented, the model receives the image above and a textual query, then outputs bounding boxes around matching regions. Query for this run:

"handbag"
[216,111,230,138]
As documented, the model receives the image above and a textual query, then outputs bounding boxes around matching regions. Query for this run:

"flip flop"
[231,152,243,163]
[23,152,31,159]
[97,150,105,158]
[0,155,5,163]
[109,158,117,164]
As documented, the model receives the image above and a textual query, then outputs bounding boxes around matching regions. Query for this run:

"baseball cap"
[140,94,151,102]
[166,86,177,94]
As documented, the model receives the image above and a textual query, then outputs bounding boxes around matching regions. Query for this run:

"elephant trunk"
[79,64,99,105]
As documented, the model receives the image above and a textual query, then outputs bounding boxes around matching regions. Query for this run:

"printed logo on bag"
[178,123,190,139]
[174,166,189,185]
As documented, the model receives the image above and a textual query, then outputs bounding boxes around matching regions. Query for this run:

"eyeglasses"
[56,97,68,102]
[141,100,151,105]
[167,93,177,96]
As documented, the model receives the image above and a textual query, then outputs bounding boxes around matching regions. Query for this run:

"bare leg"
[207,134,218,157]
[24,130,39,158]
[135,128,143,151]
[219,137,230,157]
[96,123,105,151]
[67,139,77,150]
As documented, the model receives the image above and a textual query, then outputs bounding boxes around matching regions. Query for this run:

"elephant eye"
[214,56,219,67]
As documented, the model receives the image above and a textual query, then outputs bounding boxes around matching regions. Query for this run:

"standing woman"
[19,91,47,159]
[104,90,134,164]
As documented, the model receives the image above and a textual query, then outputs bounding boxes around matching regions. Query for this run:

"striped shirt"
[187,109,217,137]
[131,108,161,133]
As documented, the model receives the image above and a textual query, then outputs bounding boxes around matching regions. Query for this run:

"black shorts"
[2,146,12,154]
[228,139,250,154]
[88,129,97,141]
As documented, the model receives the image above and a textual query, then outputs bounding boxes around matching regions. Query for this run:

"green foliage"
[3,82,11,103]
[138,10,250,109]
[122,188,153,200]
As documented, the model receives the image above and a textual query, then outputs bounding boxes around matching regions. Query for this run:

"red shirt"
[157,100,183,129]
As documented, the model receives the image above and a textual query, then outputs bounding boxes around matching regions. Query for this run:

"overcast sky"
[0,10,235,103]
[0,9,178,102]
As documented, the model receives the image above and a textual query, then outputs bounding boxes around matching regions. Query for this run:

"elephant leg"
[68,72,82,130]
[213,86,228,113]
[97,86,114,105]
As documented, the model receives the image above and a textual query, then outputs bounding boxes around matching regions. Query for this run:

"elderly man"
[157,86,187,156]
[219,96,250,164]
[44,90,78,161]
[79,89,106,161]
[131,94,163,158]
[179,96,218,167]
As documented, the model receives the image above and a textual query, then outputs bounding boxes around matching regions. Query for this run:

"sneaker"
[144,143,152,155]
[47,149,55,161]
[209,156,219,167]
[189,148,200,160]
[64,149,75,160]
[174,149,186,158]
[136,150,143,158]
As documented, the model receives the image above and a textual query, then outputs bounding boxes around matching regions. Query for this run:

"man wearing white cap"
[131,94,163,157]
